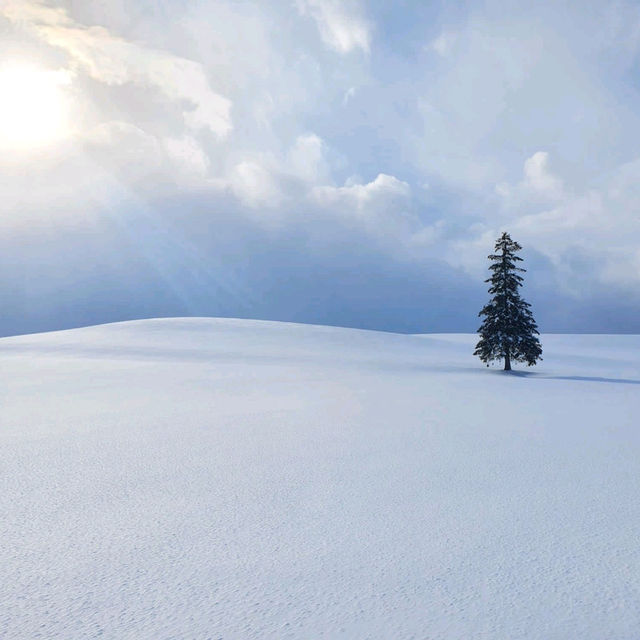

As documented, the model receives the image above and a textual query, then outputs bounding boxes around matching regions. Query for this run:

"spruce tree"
[474,232,542,370]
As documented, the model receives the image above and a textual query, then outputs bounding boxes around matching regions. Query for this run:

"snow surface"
[1,318,639,639]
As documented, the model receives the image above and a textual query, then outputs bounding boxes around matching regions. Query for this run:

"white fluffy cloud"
[225,133,330,208]
[312,173,410,210]
[495,151,564,210]
[310,174,417,244]
[510,159,640,288]
[296,0,371,54]
[522,152,563,197]
[452,150,640,296]
[229,161,282,209]
[287,133,330,183]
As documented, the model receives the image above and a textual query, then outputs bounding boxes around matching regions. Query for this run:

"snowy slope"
[1,318,639,639]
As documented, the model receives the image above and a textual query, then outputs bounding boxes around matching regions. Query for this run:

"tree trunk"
[504,350,511,371]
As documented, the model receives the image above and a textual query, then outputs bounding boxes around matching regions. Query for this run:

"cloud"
[509,159,640,289]
[523,152,563,197]
[286,133,330,183]
[296,0,371,54]
[229,161,282,208]
[454,150,640,302]
[409,5,640,194]
[312,174,410,218]
[83,121,163,175]
[2,0,232,137]
[163,136,210,179]
[224,133,330,208]
[495,151,564,209]
[310,174,418,246]
[84,122,212,184]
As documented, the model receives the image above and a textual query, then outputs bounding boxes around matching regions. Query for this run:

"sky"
[1,0,640,335]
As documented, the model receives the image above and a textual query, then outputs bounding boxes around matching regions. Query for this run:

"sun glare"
[0,64,72,150]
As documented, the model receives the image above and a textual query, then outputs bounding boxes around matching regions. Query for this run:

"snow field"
[1,318,639,638]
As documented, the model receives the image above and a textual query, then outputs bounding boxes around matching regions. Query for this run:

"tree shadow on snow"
[498,370,640,385]
[544,374,640,385]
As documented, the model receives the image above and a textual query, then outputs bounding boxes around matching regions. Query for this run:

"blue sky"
[1,0,640,335]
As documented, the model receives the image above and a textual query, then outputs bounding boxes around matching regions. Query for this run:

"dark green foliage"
[474,232,542,370]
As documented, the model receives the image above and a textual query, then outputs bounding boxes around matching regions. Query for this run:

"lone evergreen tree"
[474,232,542,371]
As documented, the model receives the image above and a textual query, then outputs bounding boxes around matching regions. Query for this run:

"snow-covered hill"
[1,318,639,639]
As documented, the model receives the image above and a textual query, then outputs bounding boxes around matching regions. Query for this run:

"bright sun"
[0,64,72,150]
